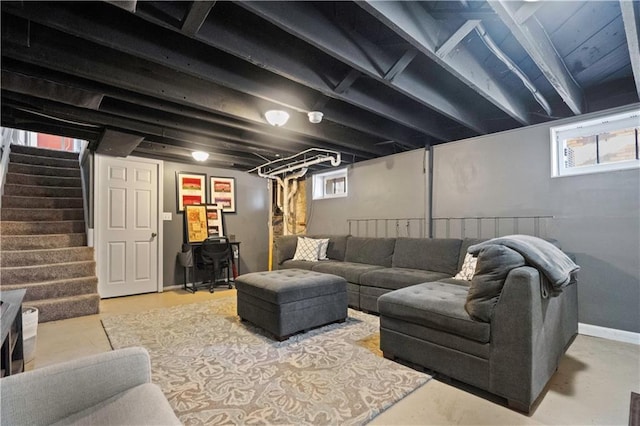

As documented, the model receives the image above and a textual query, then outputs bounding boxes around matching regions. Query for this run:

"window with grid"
[312,168,348,200]
[551,110,639,177]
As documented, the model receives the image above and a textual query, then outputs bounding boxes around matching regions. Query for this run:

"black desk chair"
[198,237,232,293]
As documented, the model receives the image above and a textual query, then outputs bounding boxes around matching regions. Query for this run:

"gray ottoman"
[235,269,348,340]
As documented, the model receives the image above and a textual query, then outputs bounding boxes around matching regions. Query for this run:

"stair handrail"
[0,131,15,205]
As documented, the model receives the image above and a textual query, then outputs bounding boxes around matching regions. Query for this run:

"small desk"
[182,241,240,293]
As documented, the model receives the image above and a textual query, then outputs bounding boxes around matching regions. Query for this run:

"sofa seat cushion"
[360,268,451,290]
[281,259,340,271]
[312,261,384,284]
[52,383,181,426]
[378,282,490,343]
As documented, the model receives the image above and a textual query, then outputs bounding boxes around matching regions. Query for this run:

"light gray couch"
[274,234,579,412]
[0,347,181,426]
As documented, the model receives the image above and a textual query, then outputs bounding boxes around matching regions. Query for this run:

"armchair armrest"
[490,266,578,410]
[1,347,152,426]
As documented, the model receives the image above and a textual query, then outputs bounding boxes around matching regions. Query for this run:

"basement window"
[551,110,640,177]
[312,168,348,200]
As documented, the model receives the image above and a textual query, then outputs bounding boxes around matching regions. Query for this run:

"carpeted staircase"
[1,145,100,322]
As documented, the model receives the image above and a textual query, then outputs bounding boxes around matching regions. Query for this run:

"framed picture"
[205,204,225,237]
[210,177,236,213]
[176,172,206,212]
[184,204,208,243]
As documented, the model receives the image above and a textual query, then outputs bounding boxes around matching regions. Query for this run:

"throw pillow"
[292,237,320,261]
[315,238,330,260]
[454,253,477,280]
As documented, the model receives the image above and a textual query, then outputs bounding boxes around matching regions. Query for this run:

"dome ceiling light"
[192,151,209,161]
[264,110,290,127]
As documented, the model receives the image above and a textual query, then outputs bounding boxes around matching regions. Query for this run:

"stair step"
[1,233,87,250]
[1,196,83,209]
[0,260,96,285]
[9,152,79,169]
[25,294,100,323]
[2,276,98,302]
[1,220,85,236]
[7,163,81,178]
[3,184,82,198]
[10,145,80,160]
[1,208,84,221]
[5,172,82,188]
[1,246,94,267]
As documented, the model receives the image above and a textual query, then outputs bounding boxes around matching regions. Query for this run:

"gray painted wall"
[162,161,270,287]
[432,104,640,333]
[307,149,430,237]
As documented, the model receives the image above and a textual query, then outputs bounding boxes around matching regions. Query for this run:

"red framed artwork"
[210,176,236,213]
[176,172,206,212]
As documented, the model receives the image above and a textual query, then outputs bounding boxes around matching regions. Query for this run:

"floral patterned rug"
[101,297,430,425]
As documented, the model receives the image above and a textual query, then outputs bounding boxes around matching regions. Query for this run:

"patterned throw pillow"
[292,237,321,261]
[454,253,478,280]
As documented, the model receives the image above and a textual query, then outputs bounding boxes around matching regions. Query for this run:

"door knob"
[151,232,157,238]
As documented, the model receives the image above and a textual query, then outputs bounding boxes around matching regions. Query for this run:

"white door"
[95,155,161,298]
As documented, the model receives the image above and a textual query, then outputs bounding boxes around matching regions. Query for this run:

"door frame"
[94,154,164,296]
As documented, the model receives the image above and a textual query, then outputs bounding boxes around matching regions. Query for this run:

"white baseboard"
[579,322,640,345]
[162,285,184,291]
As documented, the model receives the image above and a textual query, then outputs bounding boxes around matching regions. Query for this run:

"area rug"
[101,297,430,425]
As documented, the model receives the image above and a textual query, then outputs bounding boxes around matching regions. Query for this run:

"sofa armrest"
[1,347,153,426]
[489,266,578,410]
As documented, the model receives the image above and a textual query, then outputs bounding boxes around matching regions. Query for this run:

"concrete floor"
[29,289,639,425]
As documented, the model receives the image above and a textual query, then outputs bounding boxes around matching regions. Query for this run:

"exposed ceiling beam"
[181,1,215,36]
[513,2,544,24]
[358,0,531,125]
[620,0,640,101]
[424,8,497,21]
[1,2,420,150]
[2,57,390,159]
[435,20,481,59]
[1,19,390,157]
[334,69,361,94]
[384,49,417,82]
[239,1,489,134]
[487,0,584,115]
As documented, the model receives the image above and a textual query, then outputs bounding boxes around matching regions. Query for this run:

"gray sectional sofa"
[274,235,480,313]
[274,234,579,412]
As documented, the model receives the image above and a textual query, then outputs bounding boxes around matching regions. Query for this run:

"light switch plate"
[162,212,172,221]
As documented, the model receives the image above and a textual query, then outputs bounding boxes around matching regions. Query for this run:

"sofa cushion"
[465,245,526,322]
[392,238,462,275]
[281,259,337,270]
[344,237,396,267]
[360,268,451,290]
[52,383,181,426]
[312,261,384,284]
[378,282,490,343]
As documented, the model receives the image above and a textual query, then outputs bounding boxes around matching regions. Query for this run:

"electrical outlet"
[162,212,172,221]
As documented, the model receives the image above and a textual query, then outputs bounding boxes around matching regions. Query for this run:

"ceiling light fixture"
[308,111,323,124]
[265,110,290,127]
[192,151,209,161]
